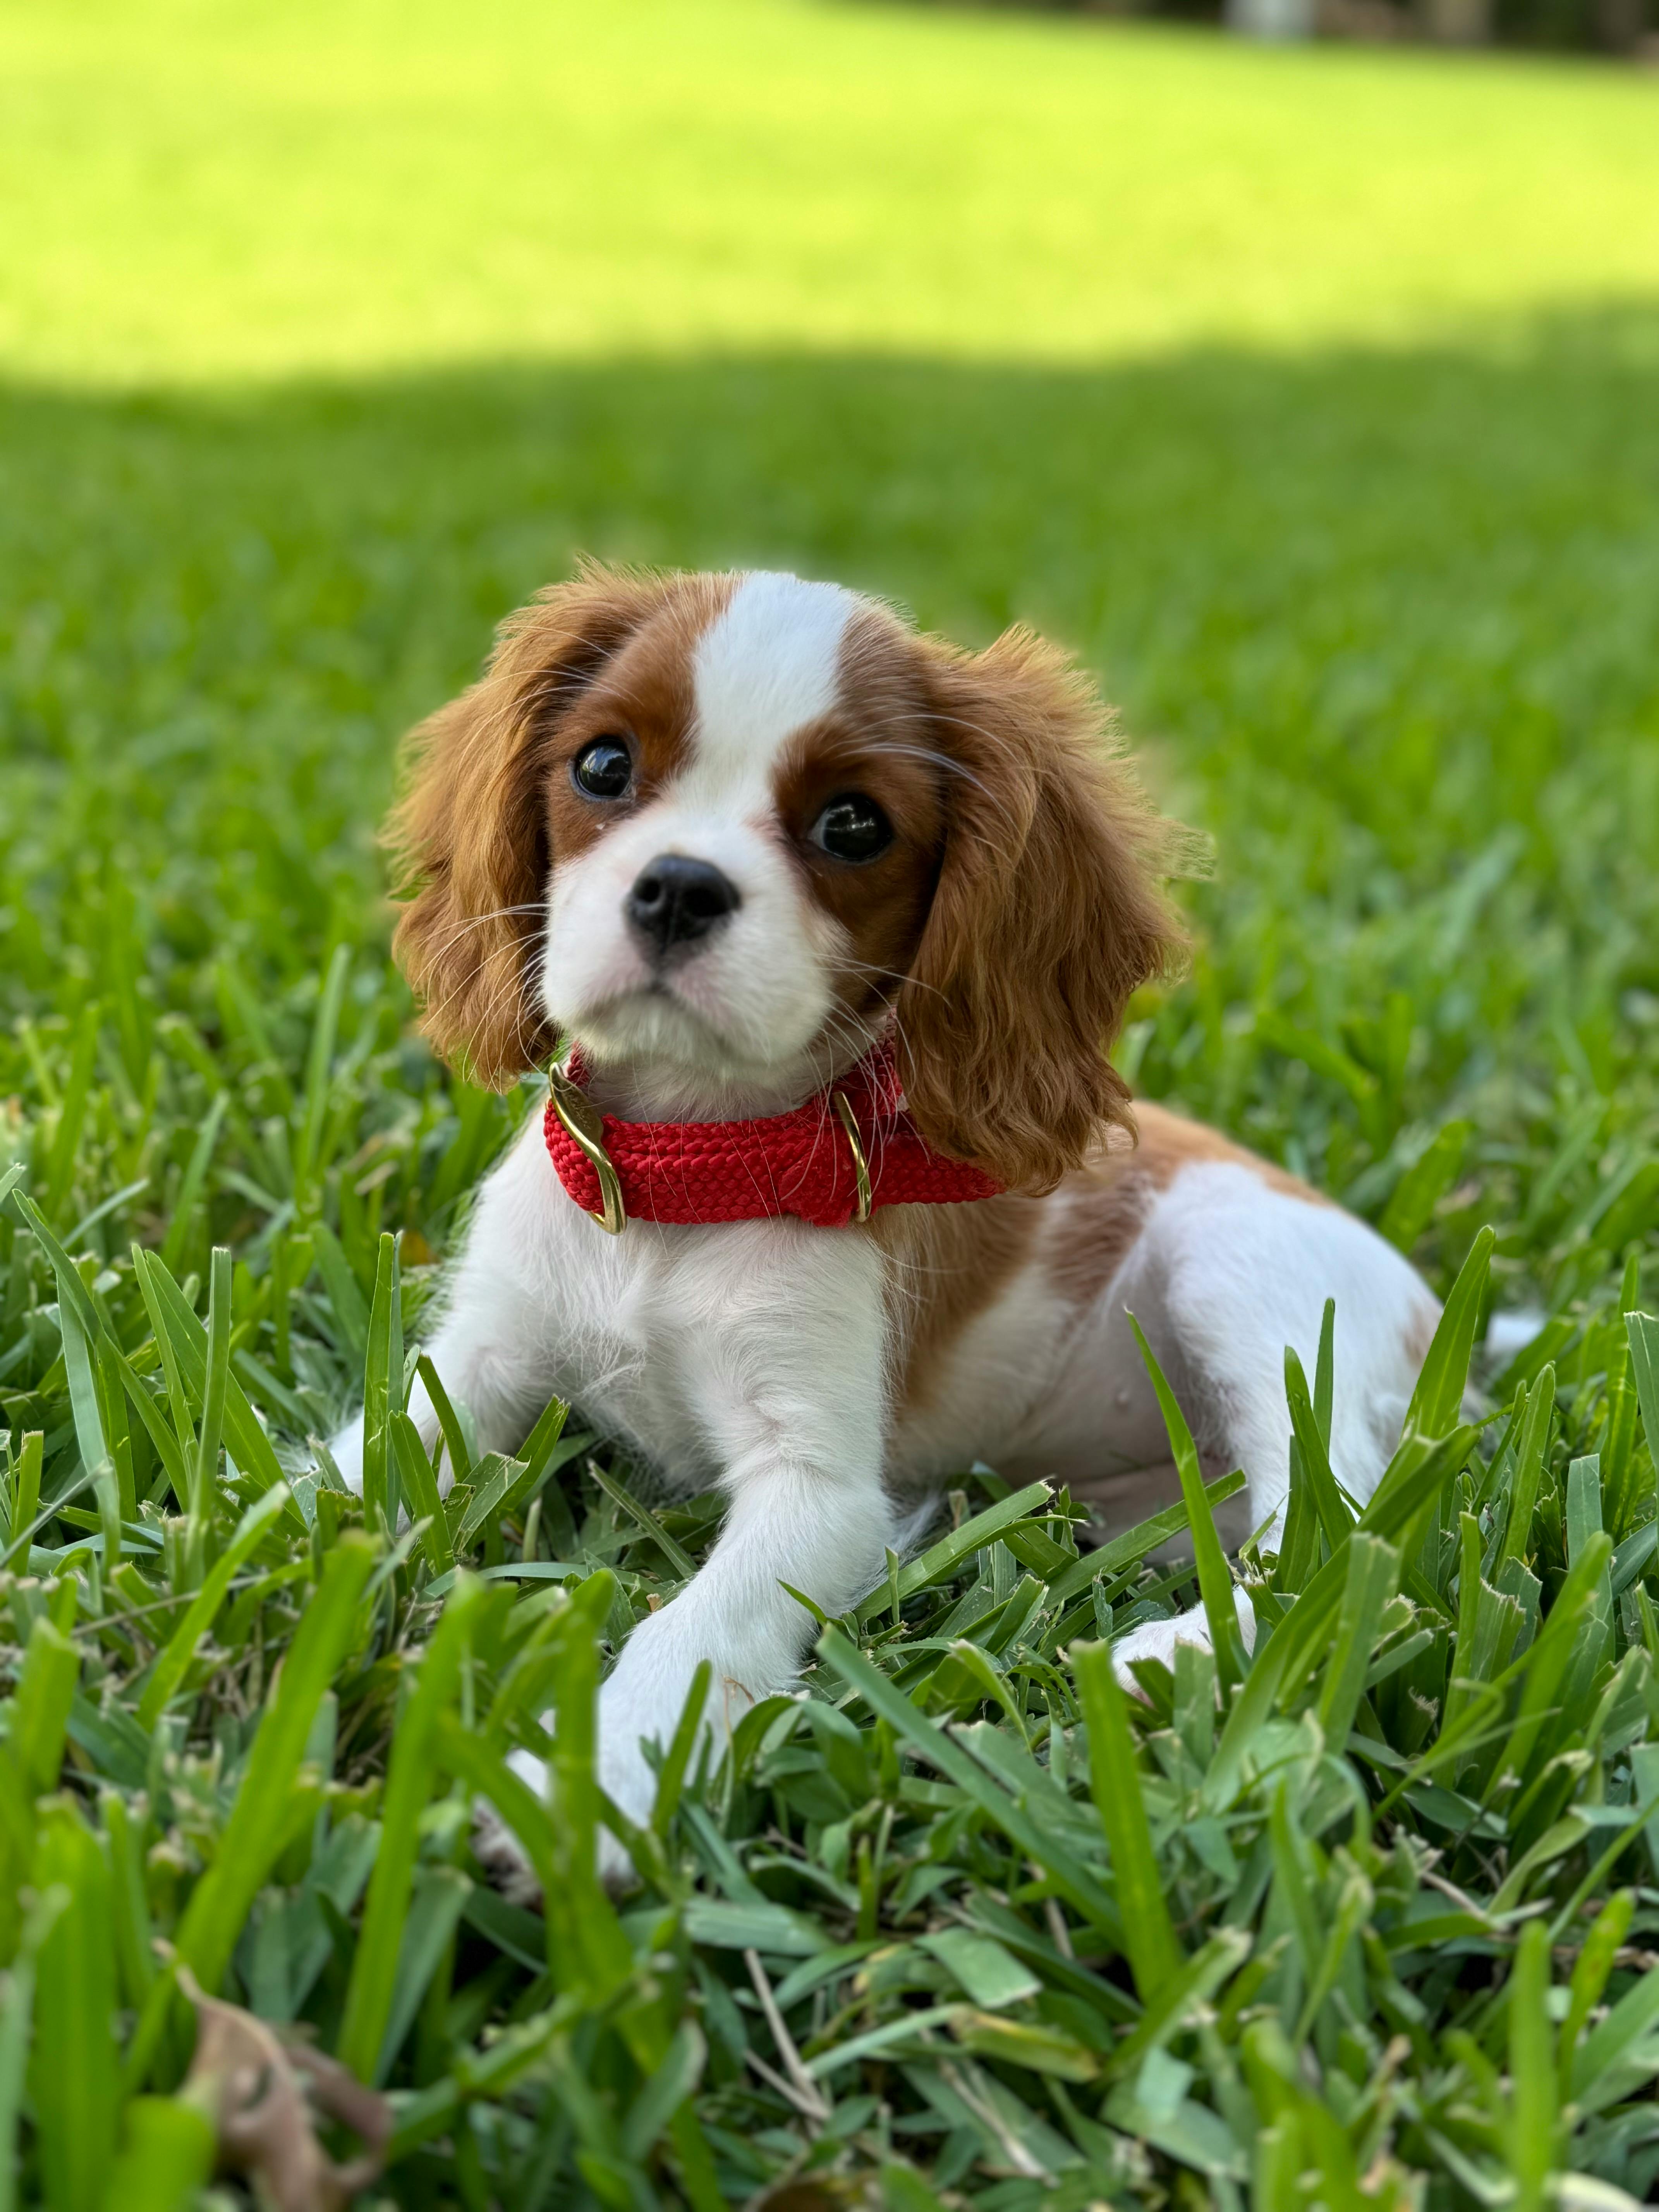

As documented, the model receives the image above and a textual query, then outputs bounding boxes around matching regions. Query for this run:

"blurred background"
[2,0,1658,1320]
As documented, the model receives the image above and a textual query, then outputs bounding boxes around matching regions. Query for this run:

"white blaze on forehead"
[684,572,857,802]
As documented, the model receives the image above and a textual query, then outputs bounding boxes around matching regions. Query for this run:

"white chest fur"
[428,1111,892,1503]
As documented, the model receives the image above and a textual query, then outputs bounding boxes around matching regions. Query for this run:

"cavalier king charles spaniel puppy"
[333,564,1436,1884]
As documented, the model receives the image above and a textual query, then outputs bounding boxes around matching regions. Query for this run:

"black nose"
[625,854,741,960]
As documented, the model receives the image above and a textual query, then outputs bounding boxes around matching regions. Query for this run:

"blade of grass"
[1,1432,42,1570]
[158,1091,227,1277]
[101,2096,215,2212]
[173,1530,378,1993]
[1314,1295,1335,1444]
[7,1187,101,1341]
[586,1460,699,1581]
[101,1788,156,2013]
[189,1244,232,1550]
[337,1573,483,2084]
[1285,1345,1355,1556]
[546,1574,635,1996]
[1044,1470,1248,1612]
[853,1482,1053,1625]
[294,942,350,1213]
[29,1803,119,2212]
[1128,1315,1242,1686]
[818,1627,1124,1946]
[64,1309,122,1569]
[416,1353,475,1485]
[1072,1640,1181,1997]
[131,1244,198,1468]
[1497,1365,1556,1574]
[1508,1917,1557,2212]
[500,1391,572,1520]
[1204,1422,1476,1811]
[1314,1532,1399,1750]
[1558,1889,1633,2099]
[103,1336,192,1509]
[360,1230,401,1532]
[10,1614,80,1798]
[1106,1926,1253,2080]
[1403,1224,1494,1437]
[391,1412,454,1576]
[0,1886,68,2212]
[137,1484,290,1728]
[134,1246,297,1516]
[1484,1531,1612,1805]
[41,1002,100,1223]
[653,1658,714,1839]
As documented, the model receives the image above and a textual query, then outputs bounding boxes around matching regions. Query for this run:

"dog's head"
[389,563,1183,1192]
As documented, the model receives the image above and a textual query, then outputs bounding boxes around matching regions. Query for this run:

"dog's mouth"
[560,979,765,1077]
[555,973,876,1116]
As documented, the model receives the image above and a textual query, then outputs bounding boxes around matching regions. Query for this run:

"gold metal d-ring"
[549,1067,627,1234]
[832,1092,873,1223]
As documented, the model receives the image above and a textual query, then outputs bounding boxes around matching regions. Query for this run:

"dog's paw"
[321,1412,366,1497]
[472,1746,647,1905]
[470,1801,644,1901]
[1111,1587,1257,1690]
[472,1798,543,1908]
[1111,1611,1196,1687]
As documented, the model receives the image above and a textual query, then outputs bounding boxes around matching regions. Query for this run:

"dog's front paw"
[1111,1587,1257,1689]
[324,1412,366,1496]
[471,1747,646,1905]
[473,1795,543,1908]
[470,1798,640,1901]
[1111,1611,1197,1686]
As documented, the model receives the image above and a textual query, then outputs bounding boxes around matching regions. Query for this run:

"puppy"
[333,564,1436,1873]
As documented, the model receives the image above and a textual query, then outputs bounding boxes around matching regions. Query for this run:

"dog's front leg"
[597,1432,892,1826]
[505,1224,893,1882]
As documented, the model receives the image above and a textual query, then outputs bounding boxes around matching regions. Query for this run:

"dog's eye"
[809,793,893,864]
[571,738,633,800]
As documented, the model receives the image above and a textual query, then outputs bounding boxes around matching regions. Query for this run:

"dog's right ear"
[386,565,665,1088]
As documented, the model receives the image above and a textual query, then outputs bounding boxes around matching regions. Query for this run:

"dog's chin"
[567,988,732,1069]
[552,982,836,1106]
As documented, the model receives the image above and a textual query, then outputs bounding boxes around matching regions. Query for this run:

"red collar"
[543,1045,1002,1232]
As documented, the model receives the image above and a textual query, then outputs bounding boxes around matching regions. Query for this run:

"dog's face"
[390,565,1180,1190]
[537,573,945,1091]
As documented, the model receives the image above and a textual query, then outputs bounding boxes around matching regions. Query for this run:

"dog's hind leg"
[1106,1158,1437,1685]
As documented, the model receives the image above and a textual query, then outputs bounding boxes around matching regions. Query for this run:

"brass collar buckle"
[548,1067,627,1235]
[832,1092,873,1223]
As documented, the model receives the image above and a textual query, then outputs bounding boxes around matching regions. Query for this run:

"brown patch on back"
[1133,1102,1333,1204]
[1046,1101,1333,1309]
[870,1194,1042,1418]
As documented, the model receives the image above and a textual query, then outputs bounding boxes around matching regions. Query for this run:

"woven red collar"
[542,1046,1001,1231]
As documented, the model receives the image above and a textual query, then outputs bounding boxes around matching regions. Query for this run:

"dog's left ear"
[896,626,1185,1194]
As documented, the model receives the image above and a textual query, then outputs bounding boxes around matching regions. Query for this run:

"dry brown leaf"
[178,1967,390,2212]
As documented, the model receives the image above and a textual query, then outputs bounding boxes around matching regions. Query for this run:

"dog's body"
[333,565,1436,1867]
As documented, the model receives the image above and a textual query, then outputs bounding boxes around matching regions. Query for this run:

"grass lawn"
[3,1,1659,2204]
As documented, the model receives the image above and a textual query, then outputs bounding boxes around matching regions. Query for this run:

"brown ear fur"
[897,627,1185,1194]
[386,565,667,1087]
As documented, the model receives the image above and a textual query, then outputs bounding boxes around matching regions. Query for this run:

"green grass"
[4,0,1659,379]
[3,1,1659,2204]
